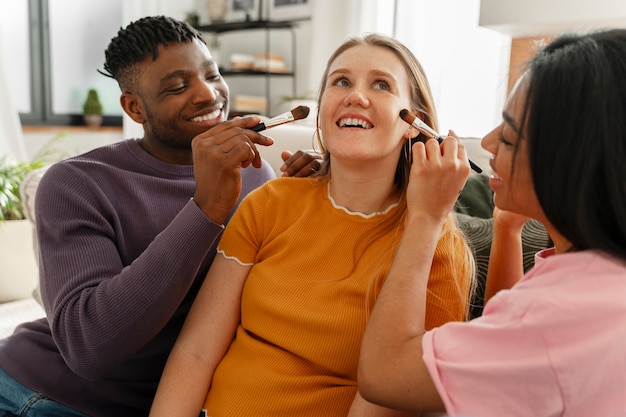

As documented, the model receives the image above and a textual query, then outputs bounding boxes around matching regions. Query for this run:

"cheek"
[218,81,230,100]
[506,154,538,206]
[318,96,336,128]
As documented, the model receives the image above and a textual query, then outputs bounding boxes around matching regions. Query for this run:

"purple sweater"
[0,139,275,417]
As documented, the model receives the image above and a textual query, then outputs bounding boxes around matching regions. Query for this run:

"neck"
[327,165,400,215]
[137,137,193,165]
[537,219,572,254]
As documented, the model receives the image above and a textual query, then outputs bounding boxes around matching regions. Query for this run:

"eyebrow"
[328,68,399,83]
[502,110,522,135]
[159,60,217,85]
[160,69,188,85]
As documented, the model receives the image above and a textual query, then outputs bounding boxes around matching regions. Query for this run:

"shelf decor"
[195,19,298,115]
[268,0,311,21]
[228,0,263,22]
[204,0,229,23]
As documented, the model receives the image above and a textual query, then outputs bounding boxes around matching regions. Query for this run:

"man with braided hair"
[0,15,317,417]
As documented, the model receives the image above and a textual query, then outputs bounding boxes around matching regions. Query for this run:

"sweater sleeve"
[35,163,225,379]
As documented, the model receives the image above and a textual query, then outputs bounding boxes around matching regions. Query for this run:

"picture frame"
[267,0,311,21]
[227,0,262,22]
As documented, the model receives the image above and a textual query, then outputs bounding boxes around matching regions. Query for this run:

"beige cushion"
[19,166,49,305]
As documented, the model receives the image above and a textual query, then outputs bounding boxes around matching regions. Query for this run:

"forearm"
[151,255,248,417]
[347,391,420,417]
[359,213,445,412]
[39,200,223,378]
[484,217,525,303]
[149,347,215,417]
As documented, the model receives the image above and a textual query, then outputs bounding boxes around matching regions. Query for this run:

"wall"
[480,0,626,37]
[22,127,123,162]
[394,0,511,138]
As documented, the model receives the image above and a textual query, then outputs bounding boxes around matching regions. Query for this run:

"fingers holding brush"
[399,108,482,173]
[407,135,470,218]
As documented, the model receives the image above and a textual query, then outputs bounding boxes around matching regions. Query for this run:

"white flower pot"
[0,220,38,303]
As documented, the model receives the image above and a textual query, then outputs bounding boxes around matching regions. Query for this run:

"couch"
[0,122,549,338]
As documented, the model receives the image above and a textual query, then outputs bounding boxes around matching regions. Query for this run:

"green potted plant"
[83,88,103,129]
[0,156,45,301]
[0,158,45,221]
[0,135,66,302]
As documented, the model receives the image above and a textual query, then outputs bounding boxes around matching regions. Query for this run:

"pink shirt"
[423,249,626,417]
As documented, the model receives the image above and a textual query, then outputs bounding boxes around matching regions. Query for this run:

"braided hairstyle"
[100,15,206,93]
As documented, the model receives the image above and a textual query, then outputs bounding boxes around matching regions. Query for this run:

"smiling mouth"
[190,108,222,122]
[337,117,373,129]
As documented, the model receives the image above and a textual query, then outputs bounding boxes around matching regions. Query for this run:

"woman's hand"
[407,132,471,222]
[492,206,529,233]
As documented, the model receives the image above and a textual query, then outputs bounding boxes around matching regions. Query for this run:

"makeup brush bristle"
[399,109,414,124]
[290,105,310,121]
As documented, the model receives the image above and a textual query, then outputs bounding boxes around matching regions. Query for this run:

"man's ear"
[120,93,146,124]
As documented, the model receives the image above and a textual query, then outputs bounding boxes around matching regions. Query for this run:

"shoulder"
[241,159,278,191]
[238,177,324,215]
[250,176,322,196]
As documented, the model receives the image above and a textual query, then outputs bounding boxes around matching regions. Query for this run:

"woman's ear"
[403,126,419,140]
[120,93,146,124]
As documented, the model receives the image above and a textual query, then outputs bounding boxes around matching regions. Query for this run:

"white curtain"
[0,31,27,161]
[394,0,511,137]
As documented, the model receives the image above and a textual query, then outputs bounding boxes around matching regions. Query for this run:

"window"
[0,0,123,126]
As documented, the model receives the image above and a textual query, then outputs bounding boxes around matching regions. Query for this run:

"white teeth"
[338,117,372,129]
[191,108,221,122]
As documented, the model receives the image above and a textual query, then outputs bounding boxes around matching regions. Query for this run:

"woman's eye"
[374,80,390,90]
[498,134,513,146]
[498,128,515,146]
[332,76,350,87]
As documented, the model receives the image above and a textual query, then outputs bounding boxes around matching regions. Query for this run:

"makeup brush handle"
[251,122,267,132]
[436,136,483,173]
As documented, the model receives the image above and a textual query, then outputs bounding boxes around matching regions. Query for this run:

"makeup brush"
[399,109,482,173]
[251,105,311,132]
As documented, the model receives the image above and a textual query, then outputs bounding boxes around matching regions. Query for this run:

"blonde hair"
[311,33,476,320]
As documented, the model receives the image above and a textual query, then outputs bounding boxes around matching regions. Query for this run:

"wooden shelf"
[220,69,294,77]
[196,20,296,34]
[195,19,299,115]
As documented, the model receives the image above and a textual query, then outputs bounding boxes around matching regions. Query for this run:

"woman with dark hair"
[359,28,626,417]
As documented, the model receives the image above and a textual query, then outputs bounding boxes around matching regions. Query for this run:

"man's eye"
[166,85,186,93]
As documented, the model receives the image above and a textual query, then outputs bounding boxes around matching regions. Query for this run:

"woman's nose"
[481,126,499,153]
[343,88,369,107]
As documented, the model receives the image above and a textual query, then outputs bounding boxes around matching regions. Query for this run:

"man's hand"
[280,150,323,177]
[191,116,274,224]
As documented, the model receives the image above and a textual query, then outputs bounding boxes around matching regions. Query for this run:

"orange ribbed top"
[205,177,471,416]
